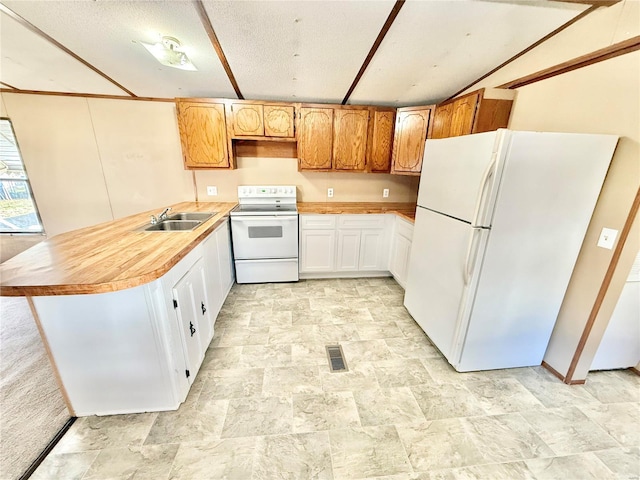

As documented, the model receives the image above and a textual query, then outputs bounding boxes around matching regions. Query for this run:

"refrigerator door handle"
[470,155,497,227]
[464,228,483,285]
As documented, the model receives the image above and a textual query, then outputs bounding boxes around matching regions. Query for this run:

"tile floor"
[33,278,640,480]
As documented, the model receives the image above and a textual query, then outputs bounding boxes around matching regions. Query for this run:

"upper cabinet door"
[430,103,453,139]
[391,107,433,175]
[368,110,395,173]
[176,101,230,169]
[449,92,480,137]
[333,109,369,171]
[232,103,264,136]
[298,107,334,170]
[264,105,295,137]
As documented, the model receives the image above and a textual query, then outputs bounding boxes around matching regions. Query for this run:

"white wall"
[0,94,197,261]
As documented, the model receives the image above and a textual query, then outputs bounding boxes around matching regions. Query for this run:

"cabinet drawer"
[396,217,414,240]
[300,215,336,229]
[338,215,386,229]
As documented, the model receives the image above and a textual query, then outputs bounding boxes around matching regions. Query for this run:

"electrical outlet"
[597,227,618,249]
[206,186,218,196]
[383,188,389,198]
[327,188,334,198]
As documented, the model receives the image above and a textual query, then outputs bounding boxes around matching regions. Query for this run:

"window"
[0,118,44,233]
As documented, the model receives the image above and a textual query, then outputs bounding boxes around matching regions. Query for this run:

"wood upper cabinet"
[430,102,453,139]
[390,106,434,175]
[231,103,264,136]
[450,92,480,136]
[264,105,295,137]
[298,107,334,170]
[367,109,395,173]
[430,88,513,140]
[333,109,369,171]
[176,100,231,169]
[229,102,295,139]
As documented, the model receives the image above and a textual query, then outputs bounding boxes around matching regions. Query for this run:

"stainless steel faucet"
[150,207,172,225]
[158,207,172,221]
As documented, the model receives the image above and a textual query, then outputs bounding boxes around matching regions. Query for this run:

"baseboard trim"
[19,417,77,480]
[541,361,566,383]
[299,271,392,280]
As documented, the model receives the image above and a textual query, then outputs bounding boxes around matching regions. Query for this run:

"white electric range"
[229,185,299,284]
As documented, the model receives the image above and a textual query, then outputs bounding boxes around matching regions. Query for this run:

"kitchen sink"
[167,212,215,222]
[144,220,202,231]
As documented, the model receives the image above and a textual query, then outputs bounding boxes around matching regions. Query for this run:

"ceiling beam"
[445,4,599,101]
[193,0,244,99]
[0,81,19,90]
[0,3,137,97]
[341,0,406,105]
[0,88,174,103]
[499,35,640,89]
[552,0,620,6]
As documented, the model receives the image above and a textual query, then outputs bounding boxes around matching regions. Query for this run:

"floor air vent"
[326,345,348,372]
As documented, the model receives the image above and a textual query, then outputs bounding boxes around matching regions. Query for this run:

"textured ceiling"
[0,0,589,104]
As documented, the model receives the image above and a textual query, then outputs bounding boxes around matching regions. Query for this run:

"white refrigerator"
[404,129,618,372]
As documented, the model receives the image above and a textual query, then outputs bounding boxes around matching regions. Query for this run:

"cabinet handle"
[189,322,196,337]
[201,302,207,315]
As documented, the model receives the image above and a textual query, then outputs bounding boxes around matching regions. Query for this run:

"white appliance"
[404,129,618,372]
[590,250,640,370]
[230,185,299,283]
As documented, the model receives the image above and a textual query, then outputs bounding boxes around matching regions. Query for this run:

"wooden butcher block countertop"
[0,202,236,297]
[297,202,416,223]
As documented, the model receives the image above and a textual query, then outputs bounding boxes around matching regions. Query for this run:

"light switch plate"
[207,186,217,196]
[383,188,389,198]
[327,188,334,198]
[597,227,618,249]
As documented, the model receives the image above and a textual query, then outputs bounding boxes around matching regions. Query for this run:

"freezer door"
[417,131,504,225]
[404,207,488,363]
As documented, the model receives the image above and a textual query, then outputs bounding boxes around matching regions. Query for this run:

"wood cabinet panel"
[368,110,395,173]
[473,98,513,134]
[232,103,264,136]
[298,107,334,170]
[450,92,479,137]
[431,103,453,140]
[176,101,230,169]
[429,89,512,140]
[333,109,369,171]
[264,105,295,137]
[391,107,433,175]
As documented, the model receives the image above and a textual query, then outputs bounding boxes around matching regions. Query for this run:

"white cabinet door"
[337,230,361,271]
[300,229,336,272]
[359,229,387,271]
[173,259,208,383]
[390,233,411,288]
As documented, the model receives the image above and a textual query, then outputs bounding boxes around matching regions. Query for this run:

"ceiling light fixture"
[141,36,197,71]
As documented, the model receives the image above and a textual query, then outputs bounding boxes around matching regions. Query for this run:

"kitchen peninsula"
[0,200,417,417]
[0,202,237,417]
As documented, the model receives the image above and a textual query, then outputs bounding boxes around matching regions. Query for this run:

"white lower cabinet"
[300,214,391,278]
[31,218,234,416]
[173,258,211,382]
[337,230,361,271]
[389,216,414,288]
